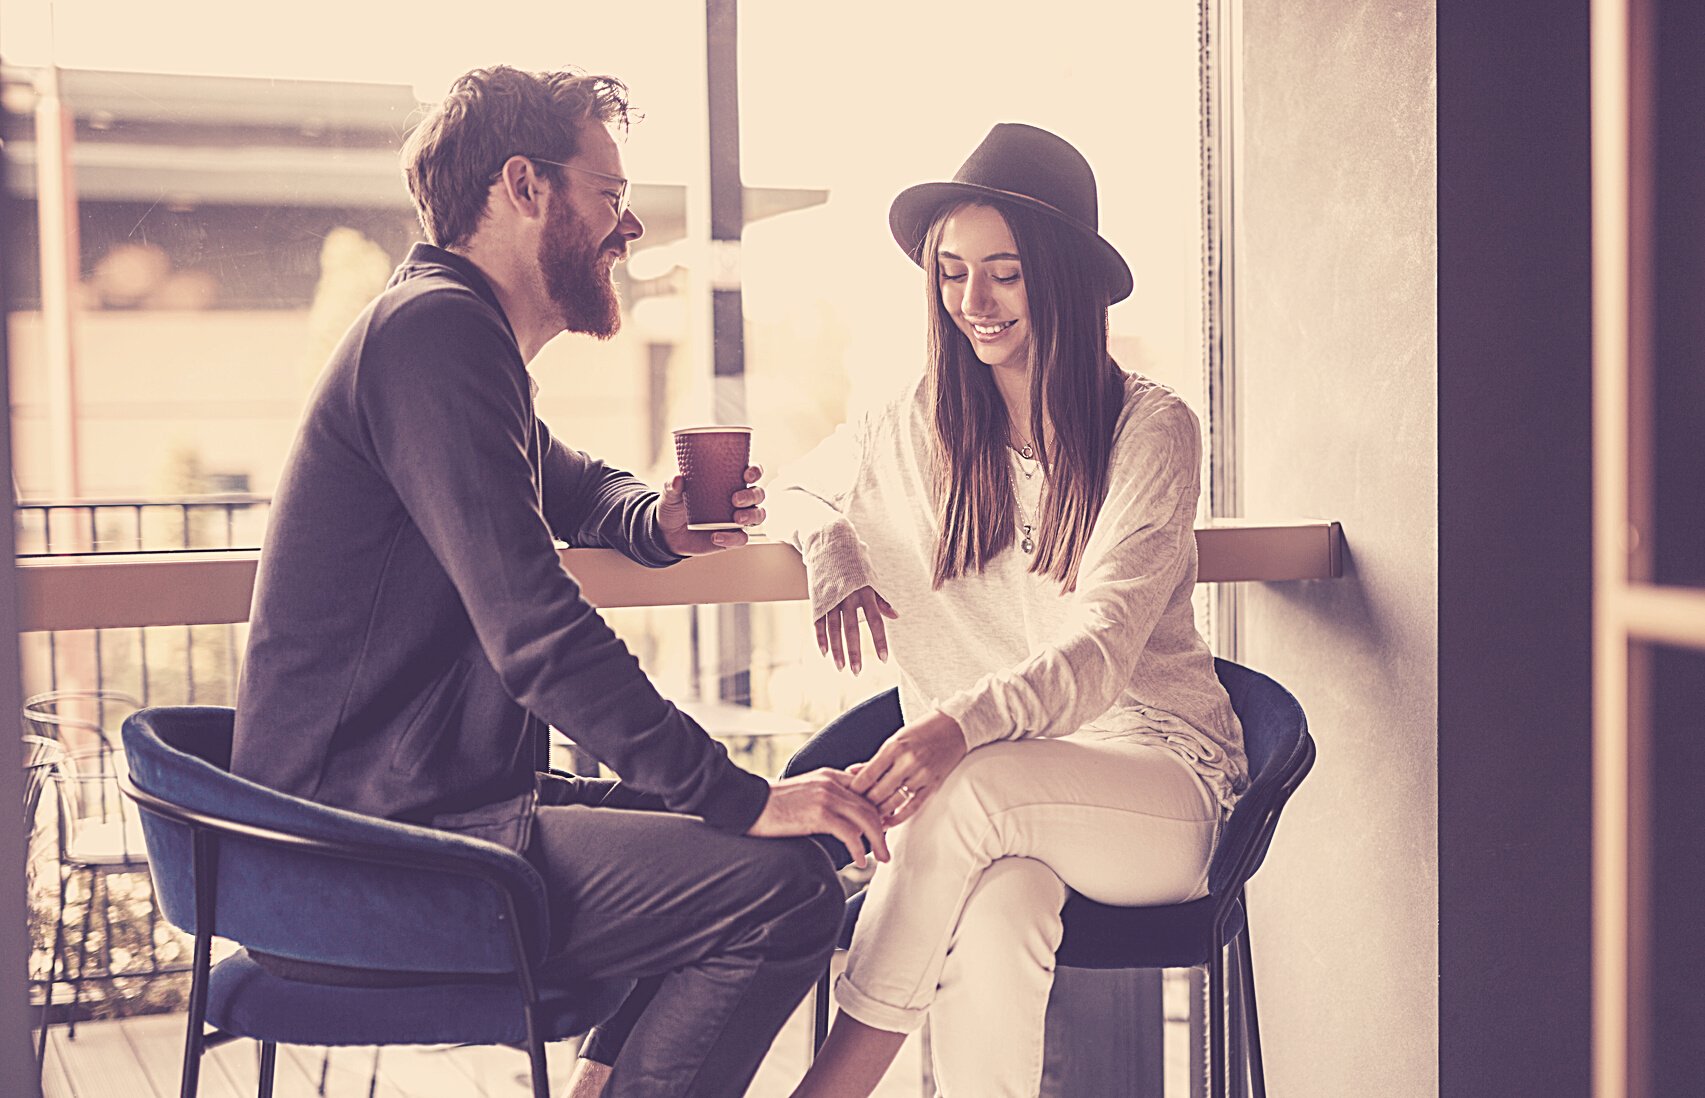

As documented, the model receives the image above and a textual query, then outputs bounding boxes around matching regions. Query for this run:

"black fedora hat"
[888,123,1133,305]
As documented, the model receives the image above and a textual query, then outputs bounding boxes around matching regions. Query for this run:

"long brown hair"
[925,200,1123,591]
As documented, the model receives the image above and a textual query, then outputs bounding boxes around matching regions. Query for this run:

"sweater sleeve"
[935,401,1202,749]
[358,295,769,832]
[537,418,682,567]
[767,414,883,620]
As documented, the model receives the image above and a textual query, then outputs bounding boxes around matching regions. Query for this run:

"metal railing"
[15,495,270,558]
[15,497,267,707]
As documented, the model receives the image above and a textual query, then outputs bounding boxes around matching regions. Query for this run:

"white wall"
[1233,2,1440,1095]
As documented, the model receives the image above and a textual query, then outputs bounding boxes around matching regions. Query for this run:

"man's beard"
[541,198,624,340]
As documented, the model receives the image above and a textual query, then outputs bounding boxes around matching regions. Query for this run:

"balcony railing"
[15,495,270,559]
[16,498,271,713]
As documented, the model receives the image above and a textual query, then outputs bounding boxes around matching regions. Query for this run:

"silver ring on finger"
[897,784,914,802]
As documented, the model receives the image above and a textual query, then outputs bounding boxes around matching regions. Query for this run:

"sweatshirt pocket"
[388,658,474,776]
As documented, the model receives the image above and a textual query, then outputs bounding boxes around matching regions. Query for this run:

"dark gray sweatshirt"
[232,243,769,850]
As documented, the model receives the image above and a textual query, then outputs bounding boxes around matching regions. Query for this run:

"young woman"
[769,124,1249,1097]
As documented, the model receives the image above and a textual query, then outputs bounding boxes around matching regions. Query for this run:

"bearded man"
[232,66,885,1098]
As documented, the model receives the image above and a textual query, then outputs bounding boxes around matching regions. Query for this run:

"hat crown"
[886,122,1133,303]
[952,123,1099,231]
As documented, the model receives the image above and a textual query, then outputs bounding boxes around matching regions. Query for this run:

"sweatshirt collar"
[393,243,513,334]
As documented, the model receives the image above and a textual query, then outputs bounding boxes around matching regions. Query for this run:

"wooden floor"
[38,988,927,1098]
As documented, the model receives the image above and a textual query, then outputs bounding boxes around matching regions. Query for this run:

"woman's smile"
[937,203,1031,367]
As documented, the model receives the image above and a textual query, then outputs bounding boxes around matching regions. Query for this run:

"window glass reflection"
[3,0,1212,746]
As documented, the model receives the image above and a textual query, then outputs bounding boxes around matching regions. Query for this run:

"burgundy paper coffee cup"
[673,426,753,530]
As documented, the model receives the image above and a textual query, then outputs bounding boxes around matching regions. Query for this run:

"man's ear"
[494,155,546,219]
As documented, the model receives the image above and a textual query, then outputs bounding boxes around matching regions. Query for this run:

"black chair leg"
[181,833,218,1098]
[71,869,96,1039]
[35,976,53,1083]
[812,967,831,1054]
[180,966,210,1098]
[1227,941,1248,1098]
[37,871,69,1081]
[1209,947,1227,1098]
[527,1036,550,1098]
[257,1041,277,1098]
[100,870,116,991]
[1238,926,1267,1098]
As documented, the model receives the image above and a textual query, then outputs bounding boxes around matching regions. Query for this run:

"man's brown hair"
[401,65,636,248]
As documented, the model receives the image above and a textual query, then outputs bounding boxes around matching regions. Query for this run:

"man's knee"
[751,838,844,956]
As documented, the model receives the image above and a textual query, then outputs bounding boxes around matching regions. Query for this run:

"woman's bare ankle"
[789,1011,910,1098]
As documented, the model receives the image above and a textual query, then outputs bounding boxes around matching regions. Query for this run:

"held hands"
[747,768,891,869]
[659,464,766,555]
[849,710,969,826]
[816,585,899,675]
[745,712,969,860]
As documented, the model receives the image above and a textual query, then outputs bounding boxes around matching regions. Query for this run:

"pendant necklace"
[1014,466,1036,554]
[1011,435,1039,552]
[1012,439,1039,481]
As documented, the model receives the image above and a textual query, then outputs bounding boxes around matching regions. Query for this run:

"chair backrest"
[50,746,150,864]
[1206,659,1316,899]
[122,706,550,976]
[22,734,61,829]
[24,689,139,753]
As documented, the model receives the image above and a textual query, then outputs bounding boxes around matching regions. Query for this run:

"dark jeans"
[576,689,906,1085]
[528,778,842,1098]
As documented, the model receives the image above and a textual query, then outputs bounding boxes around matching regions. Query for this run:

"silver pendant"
[1021,525,1034,553]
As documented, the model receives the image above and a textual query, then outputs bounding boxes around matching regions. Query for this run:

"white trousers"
[836,736,1220,1097]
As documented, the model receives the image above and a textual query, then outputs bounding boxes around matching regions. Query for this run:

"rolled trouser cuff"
[833,971,929,1035]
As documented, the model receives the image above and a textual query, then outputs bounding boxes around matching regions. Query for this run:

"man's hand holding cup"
[660,425,764,555]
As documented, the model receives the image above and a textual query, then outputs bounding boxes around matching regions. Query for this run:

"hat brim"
[888,181,1134,305]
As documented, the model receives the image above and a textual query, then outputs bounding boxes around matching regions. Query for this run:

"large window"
[738,0,1211,723]
[3,0,1212,719]
[8,4,1218,1085]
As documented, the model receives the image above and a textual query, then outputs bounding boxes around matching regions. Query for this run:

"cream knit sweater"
[769,372,1248,810]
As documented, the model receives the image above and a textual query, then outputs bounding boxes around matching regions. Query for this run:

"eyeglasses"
[523,156,631,220]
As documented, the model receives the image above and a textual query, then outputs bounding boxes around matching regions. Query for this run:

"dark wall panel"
[1437,2,1594,1095]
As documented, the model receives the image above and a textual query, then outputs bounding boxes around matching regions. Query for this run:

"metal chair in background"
[23,734,64,1082]
[22,690,138,766]
[23,689,190,1046]
[23,734,62,832]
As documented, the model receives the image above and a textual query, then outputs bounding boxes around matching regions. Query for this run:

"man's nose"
[620,208,645,242]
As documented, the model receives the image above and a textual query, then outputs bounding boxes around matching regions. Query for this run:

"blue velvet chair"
[120,706,633,1098]
[785,658,1314,1098]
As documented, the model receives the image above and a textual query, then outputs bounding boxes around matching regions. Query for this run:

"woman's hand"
[747,768,891,869]
[849,710,968,826]
[659,464,765,555]
[816,585,899,675]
